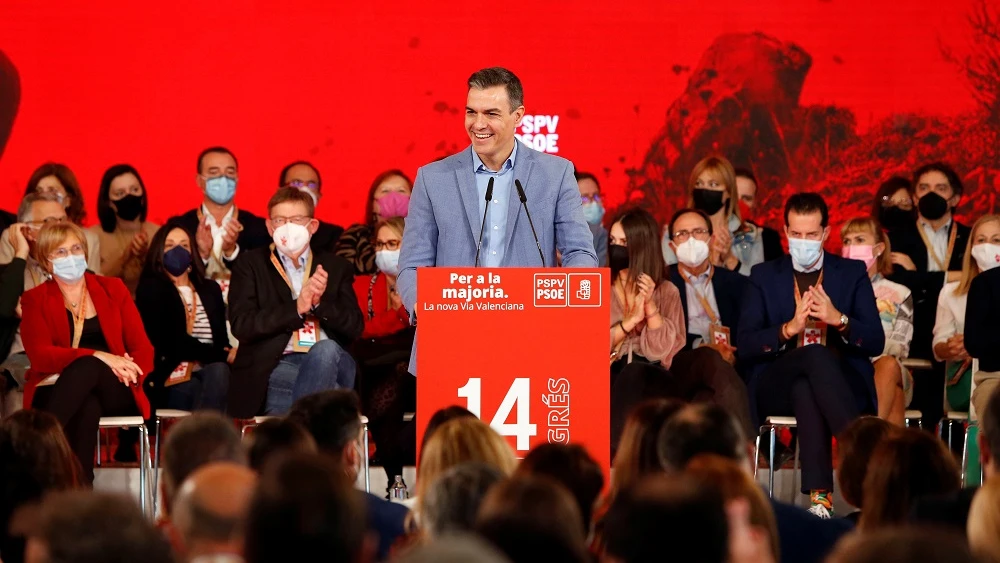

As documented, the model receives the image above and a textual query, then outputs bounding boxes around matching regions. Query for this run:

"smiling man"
[397,67,597,374]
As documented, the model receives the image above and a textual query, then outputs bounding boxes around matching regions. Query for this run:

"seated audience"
[656,403,853,563]
[0,410,79,563]
[419,405,476,459]
[664,207,752,435]
[0,193,70,399]
[90,164,159,296]
[392,534,510,563]
[842,217,915,425]
[516,443,604,540]
[861,428,961,530]
[278,160,344,253]
[733,167,783,259]
[476,475,589,563]
[25,491,174,563]
[246,417,317,472]
[227,188,362,417]
[135,220,231,412]
[244,452,371,563]
[5,163,101,273]
[964,215,1000,417]
[888,162,970,425]
[683,454,779,563]
[968,477,1000,563]
[601,474,728,563]
[826,528,977,563]
[170,147,270,291]
[835,416,896,523]
[609,398,683,497]
[933,214,1000,413]
[871,176,916,232]
[608,208,685,449]
[336,169,412,276]
[352,215,416,483]
[421,462,504,540]
[287,389,408,560]
[19,222,153,484]
[575,171,609,267]
[739,192,883,517]
[172,462,257,563]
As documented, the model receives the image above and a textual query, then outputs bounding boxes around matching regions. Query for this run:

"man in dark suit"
[657,403,854,563]
[739,193,883,518]
[170,147,271,294]
[277,160,344,254]
[227,188,363,418]
[887,162,971,425]
[665,208,752,435]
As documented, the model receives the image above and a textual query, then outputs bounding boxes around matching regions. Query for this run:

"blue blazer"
[397,142,598,374]
[669,265,747,352]
[737,253,884,424]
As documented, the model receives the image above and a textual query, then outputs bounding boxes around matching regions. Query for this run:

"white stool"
[753,416,799,500]
[95,416,153,517]
[904,410,924,430]
[152,409,192,516]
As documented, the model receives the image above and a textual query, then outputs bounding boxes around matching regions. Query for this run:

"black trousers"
[610,357,682,456]
[671,347,754,437]
[33,355,139,485]
[755,346,869,493]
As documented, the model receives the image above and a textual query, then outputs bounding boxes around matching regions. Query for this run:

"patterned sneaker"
[808,491,834,519]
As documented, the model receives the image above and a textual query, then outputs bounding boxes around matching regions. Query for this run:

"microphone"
[514,179,545,267]
[475,177,495,267]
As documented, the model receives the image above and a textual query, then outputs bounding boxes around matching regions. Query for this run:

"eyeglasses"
[27,216,66,230]
[581,194,602,204]
[35,188,66,203]
[270,216,312,227]
[374,239,401,251]
[672,228,711,242]
[286,180,319,190]
[48,243,85,260]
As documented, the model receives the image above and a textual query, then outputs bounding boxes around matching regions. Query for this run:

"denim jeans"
[166,361,231,412]
[264,340,357,415]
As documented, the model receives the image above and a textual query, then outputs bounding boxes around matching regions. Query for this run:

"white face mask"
[298,187,319,207]
[375,249,401,276]
[272,223,310,255]
[972,243,1000,272]
[674,237,710,268]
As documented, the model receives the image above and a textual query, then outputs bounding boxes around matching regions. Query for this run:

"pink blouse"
[610,281,686,368]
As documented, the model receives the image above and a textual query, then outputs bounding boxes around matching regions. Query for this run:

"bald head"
[173,462,258,559]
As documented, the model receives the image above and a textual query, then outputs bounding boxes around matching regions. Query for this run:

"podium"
[417,268,610,473]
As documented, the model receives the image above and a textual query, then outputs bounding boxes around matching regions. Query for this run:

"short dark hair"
[287,390,363,455]
[467,67,524,112]
[197,146,238,174]
[836,416,896,509]
[245,453,366,563]
[36,491,174,563]
[657,403,746,472]
[142,219,209,287]
[278,160,322,190]
[733,167,757,186]
[267,187,315,218]
[603,475,728,563]
[913,162,963,198]
[248,418,317,473]
[872,176,912,218]
[516,443,604,536]
[423,462,504,537]
[162,412,244,509]
[96,164,148,233]
[573,171,599,190]
[784,192,829,227]
[667,207,714,240]
[610,207,667,286]
[981,389,1000,470]
[421,405,477,458]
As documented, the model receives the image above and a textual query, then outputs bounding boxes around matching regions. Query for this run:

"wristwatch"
[837,314,849,330]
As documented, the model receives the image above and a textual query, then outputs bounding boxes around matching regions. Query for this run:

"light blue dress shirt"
[472,142,518,268]
[278,247,328,351]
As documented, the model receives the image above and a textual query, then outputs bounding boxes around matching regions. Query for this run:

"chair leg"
[768,426,776,499]
[792,437,800,505]
[95,428,102,467]
[753,430,761,480]
[961,423,970,488]
[363,422,370,494]
[153,418,161,517]
[139,425,148,517]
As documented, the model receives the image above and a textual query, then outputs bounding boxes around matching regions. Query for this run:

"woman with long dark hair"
[90,164,159,296]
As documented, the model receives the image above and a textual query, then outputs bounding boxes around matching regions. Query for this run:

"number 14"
[457,377,538,451]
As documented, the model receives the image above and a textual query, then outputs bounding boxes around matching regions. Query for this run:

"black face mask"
[113,194,144,221]
[692,188,726,216]
[609,244,630,273]
[879,206,916,232]
[917,192,949,221]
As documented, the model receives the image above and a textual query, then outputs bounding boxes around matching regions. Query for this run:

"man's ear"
[266,220,275,237]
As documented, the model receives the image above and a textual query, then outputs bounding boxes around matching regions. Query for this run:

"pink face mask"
[375,191,410,220]
[842,244,877,271]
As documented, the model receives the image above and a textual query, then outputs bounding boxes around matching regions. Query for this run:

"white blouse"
[932,281,968,361]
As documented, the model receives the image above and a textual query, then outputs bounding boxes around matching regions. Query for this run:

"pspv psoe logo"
[534,274,567,307]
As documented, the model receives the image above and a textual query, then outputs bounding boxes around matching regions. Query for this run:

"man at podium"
[397,67,598,373]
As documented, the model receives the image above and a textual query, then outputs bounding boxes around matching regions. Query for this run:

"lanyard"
[916,222,957,272]
[678,264,719,325]
[179,284,198,335]
[269,245,313,296]
[366,273,379,320]
[66,289,90,349]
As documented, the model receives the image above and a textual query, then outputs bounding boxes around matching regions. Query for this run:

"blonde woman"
[933,214,1000,413]
[841,217,914,426]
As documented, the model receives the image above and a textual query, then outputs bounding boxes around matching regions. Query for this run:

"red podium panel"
[417,268,610,473]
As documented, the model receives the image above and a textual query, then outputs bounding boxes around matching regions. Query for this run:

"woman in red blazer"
[20,222,154,484]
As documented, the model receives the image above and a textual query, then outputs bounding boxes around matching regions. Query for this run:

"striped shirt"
[177,285,213,344]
